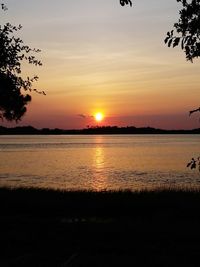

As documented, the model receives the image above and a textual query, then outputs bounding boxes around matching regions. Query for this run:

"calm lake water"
[0,135,199,191]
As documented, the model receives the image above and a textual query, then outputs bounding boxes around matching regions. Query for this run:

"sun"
[94,112,104,122]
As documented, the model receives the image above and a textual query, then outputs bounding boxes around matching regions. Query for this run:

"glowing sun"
[94,112,104,122]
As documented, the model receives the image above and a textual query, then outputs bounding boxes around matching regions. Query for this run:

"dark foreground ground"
[1,187,200,266]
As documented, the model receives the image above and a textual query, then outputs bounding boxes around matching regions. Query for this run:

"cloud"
[77,114,95,120]
[77,114,86,119]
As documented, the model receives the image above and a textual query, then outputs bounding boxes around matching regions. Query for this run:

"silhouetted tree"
[120,0,200,62]
[0,3,43,121]
[165,0,200,61]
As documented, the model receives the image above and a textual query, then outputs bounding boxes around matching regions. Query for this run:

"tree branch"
[189,107,200,116]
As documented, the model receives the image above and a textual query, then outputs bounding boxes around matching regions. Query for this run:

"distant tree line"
[0,125,200,135]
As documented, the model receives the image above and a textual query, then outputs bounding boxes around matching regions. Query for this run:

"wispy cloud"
[77,114,94,119]
[77,114,87,119]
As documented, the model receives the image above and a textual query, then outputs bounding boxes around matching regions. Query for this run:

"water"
[0,135,199,191]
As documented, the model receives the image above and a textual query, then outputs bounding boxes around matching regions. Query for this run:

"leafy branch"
[165,0,200,62]
[187,157,200,172]
[189,107,200,116]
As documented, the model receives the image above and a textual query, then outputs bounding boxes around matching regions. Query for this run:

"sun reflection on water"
[92,146,108,191]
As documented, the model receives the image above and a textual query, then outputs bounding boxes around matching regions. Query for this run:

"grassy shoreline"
[1,187,200,266]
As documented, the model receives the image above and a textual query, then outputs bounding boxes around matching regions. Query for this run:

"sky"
[1,0,200,129]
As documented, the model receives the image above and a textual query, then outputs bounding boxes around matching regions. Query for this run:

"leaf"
[187,162,192,168]
[173,37,180,48]
[168,39,173,47]
[181,38,184,49]
[191,162,196,169]
[164,37,170,44]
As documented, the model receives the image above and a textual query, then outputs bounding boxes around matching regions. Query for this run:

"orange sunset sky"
[1,0,200,129]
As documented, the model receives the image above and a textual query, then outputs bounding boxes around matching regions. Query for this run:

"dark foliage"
[2,187,200,266]
[165,0,200,61]
[0,72,31,121]
[0,4,42,121]
[187,157,200,171]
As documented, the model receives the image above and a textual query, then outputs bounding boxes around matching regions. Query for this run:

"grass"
[1,186,200,266]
